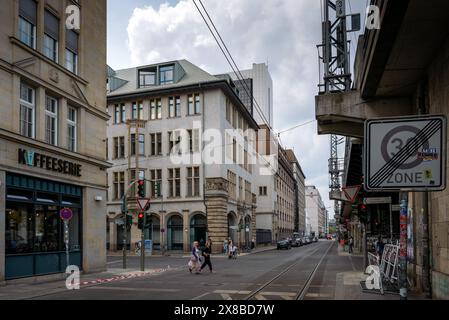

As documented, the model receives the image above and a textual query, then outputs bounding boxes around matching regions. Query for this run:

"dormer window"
[159,65,174,85]
[139,69,156,88]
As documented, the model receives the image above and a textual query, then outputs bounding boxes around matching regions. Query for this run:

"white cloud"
[125,0,336,209]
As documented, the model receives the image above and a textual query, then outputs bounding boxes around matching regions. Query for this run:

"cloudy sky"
[107,0,367,215]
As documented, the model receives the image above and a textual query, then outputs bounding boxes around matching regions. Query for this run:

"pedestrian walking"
[188,241,201,274]
[200,240,213,273]
[348,236,354,254]
[227,239,234,259]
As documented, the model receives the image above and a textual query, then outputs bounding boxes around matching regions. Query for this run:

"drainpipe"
[419,81,432,298]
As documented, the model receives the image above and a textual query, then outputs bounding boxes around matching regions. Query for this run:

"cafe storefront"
[4,173,83,280]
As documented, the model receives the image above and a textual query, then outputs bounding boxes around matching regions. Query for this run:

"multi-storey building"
[226,63,273,128]
[285,149,307,236]
[254,124,278,244]
[106,60,259,253]
[305,186,326,238]
[0,0,108,281]
[275,147,296,240]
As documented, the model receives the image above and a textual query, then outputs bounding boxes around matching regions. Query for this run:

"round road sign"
[60,208,73,221]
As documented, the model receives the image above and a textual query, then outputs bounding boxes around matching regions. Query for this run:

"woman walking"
[189,241,201,274]
[200,240,213,273]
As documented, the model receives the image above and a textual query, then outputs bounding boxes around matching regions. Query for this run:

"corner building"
[0,0,109,281]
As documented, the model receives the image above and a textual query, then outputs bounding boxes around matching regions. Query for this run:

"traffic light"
[137,179,145,198]
[138,212,144,230]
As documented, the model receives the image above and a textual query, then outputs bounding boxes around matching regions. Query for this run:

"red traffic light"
[138,180,145,186]
[359,203,366,211]
[138,213,144,219]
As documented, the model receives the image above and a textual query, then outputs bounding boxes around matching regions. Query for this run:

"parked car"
[292,237,303,247]
[313,237,319,243]
[302,237,310,245]
[277,239,292,250]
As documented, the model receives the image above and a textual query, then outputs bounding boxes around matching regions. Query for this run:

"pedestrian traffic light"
[138,212,144,230]
[137,179,145,198]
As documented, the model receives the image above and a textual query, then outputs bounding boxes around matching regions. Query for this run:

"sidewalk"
[107,245,276,259]
[332,243,426,300]
[0,266,174,300]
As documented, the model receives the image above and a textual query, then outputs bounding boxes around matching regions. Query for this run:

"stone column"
[183,210,190,252]
[0,170,6,284]
[205,178,229,254]
[160,210,166,253]
[109,218,117,251]
[252,193,257,248]
[82,187,107,274]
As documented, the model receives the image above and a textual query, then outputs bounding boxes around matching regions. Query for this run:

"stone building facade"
[0,0,108,281]
[106,60,258,254]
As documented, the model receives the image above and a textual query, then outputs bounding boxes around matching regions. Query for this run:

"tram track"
[244,241,335,300]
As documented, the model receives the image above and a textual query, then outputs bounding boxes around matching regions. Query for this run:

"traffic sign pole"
[141,212,146,272]
[399,197,408,300]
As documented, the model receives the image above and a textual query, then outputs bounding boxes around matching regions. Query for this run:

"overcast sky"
[107,0,368,217]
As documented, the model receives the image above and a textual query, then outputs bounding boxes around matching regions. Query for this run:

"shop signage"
[18,149,82,177]
[363,197,392,205]
[364,115,447,191]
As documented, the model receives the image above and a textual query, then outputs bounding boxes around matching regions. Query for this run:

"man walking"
[200,240,213,273]
[348,236,354,254]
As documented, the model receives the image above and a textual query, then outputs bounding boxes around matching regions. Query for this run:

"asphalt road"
[30,240,344,300]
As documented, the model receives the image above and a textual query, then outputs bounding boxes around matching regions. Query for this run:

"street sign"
[342,185,361,203]
[136,198,151,211]
[364,115,447,191]
[60,208,73,221]
[363,197,392,205]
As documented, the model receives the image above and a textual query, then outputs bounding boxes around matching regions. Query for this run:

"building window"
[138,102,144,120]
[130,134,145,156]
[168,168,181,198]
[226,99,232,124]
[187,167,200,197]
[20,82,35,138]
[67,106,77,152]
[259,186,267,196]
[159,65,174,85]
[131,102,137,120]
[239,177,244,201]
[187,129,200,153]
[139,70,156,88]
[130,169,145,182]
[45,95,58,146]
[18,0,37,48]
[113,172,125,200]
[150,169,162,198]
[150,133,162,156]
[169,96,181,118]
[150,99,162,120]
[114,105,120,124]
[65,30,79,74]
[113,136,125,159]
[227,171,236,200]
[43,10,59,62]
[188,94,201,115]
[168,131,181,154]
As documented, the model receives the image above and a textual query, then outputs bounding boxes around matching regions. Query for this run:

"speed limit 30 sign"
[364,115,447,191]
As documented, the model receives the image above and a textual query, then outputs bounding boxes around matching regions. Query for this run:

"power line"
[277,120,315,135]
[193,0,273,132]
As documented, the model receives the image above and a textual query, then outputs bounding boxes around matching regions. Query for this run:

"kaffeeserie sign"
[18,149,82,177]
